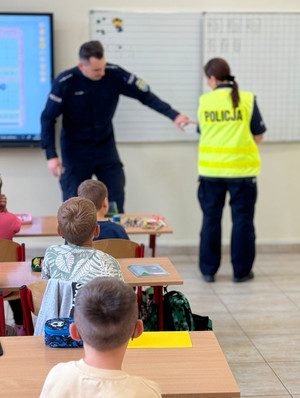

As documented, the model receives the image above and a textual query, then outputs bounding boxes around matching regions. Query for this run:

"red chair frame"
[0,242,26,336]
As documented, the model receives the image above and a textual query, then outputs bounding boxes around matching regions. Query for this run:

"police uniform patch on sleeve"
[135,78,149,92]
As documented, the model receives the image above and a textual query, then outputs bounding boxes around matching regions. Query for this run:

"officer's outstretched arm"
[47,158,65,178]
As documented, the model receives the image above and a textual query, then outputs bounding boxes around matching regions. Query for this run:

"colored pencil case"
[31,257,44,272]
[16,213,33,225]
[44,318,83,348]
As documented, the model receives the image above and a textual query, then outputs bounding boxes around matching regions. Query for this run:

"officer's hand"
[0,194,7,212]
[174,114,197,131]
[47,158,65,178]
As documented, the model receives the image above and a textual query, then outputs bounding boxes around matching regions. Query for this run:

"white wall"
[1,0,300,247]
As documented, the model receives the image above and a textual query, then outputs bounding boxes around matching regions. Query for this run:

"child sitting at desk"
[0,177,21,240]
[0,177,23,335]
[77,179,129,241]
[40,277,161,398]
[41,197,123,284]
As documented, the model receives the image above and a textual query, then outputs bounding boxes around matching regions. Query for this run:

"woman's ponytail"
[228,76,239,108]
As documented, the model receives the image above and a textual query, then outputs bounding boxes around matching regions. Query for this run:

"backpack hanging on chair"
[163,289,213,331]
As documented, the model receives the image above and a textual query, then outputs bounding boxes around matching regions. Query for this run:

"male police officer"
[41,41,192,212]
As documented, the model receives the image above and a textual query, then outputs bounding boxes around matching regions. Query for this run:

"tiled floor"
[4,247,300,397]
[168,250,300,398]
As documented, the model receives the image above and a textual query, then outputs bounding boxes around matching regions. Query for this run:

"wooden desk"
[0,258,183,330]
[119,257,182,288]
[17,216,58,237]
[0,333,240,398]
[0,258,182,291]
[119,214,173,257]
[0,262,41,292]
[16,214,173,256]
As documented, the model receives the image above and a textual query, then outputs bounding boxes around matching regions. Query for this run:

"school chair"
[20,279,83,336]
[0,239,25,261]
[19,280,47,336]
[0,239,26,336]
[92,238,144,258]
[92,239,145,307]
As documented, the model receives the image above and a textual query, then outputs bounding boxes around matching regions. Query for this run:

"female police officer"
[197,58,266,283]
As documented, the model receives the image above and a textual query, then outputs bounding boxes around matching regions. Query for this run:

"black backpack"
[163,290,213,331]
[139,288,213,332]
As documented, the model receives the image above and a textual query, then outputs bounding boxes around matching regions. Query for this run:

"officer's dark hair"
[204,58,240,108]
[79,41,104,61]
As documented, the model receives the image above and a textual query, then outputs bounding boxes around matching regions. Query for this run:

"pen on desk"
[0,341,3,356]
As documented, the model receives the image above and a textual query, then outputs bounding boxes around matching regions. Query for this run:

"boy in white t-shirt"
[40,277,161,398]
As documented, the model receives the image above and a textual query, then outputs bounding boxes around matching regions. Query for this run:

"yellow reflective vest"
[198,88,261,177]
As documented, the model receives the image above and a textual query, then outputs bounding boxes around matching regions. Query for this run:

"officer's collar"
[216,83,232,89]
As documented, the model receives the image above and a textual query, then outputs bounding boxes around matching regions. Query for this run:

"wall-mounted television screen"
[0,13,53,147]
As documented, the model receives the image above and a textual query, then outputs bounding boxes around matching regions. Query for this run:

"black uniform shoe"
[233,271,254,283]
[202,274,215,283]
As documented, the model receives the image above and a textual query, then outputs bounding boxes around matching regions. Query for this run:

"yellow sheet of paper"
[128,331,192,348]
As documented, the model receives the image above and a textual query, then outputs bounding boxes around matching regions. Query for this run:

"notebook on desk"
[128,264,170,277]
[128,331,192,348]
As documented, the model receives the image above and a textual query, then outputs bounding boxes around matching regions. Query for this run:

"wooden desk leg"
[154,286,164,331]
[149,235,156,257]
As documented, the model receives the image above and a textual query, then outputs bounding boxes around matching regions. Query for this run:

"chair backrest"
[29,280,48,316]
[0,239,26,335]
[0,239,25,261]
[19,280,48,335]
[20,280,84,336]
[92,239,144,258]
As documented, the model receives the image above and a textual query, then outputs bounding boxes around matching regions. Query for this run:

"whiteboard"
[90,11,202,142]
[203,13,300,142]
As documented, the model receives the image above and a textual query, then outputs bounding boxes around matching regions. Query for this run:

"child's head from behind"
[77,179,108,211]
[57,197,97,246]
[74,277,138,351]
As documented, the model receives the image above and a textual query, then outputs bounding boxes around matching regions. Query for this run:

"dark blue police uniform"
[41,64,180,212]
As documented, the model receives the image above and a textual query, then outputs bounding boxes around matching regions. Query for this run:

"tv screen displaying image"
[0,13,53,147]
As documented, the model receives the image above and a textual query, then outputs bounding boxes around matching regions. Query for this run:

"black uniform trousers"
[59,137,125,213]
[198,177,257,279]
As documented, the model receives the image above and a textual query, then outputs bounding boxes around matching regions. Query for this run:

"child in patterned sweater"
[42,197,123,284]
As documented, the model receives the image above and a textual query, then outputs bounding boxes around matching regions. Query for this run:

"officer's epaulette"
[58,73,73,83]
[105,64,118,70]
